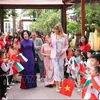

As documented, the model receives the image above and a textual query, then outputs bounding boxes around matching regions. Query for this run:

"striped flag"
[92,76,100,91]
[74,60,78,68]
[83,76,92,88]
[17,53,28,62]
[12,62,24,74]
[82,76,92,99]
[71,60,78,78]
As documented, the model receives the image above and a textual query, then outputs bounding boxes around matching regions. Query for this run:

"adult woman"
[79,35,91,53]
[19,30,37,89]
[49,24,68,92]
[41,35,54,87]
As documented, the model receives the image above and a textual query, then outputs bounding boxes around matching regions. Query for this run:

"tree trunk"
[12,9,16,33]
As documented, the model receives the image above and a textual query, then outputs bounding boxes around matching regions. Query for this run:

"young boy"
[0,50,13,100]
[90,53,100,67]
[89,66,100,99]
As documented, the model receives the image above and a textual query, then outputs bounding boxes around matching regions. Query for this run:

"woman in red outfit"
[79,35,91,53]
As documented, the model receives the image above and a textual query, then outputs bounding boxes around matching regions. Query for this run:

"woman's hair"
[0,49,4,58]
[35,30,41,38]
[81,51,88,61]
[53,23,64,36]
[21,30,30,39]
[79,35,88,46]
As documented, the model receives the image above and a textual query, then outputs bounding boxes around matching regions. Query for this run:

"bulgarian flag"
[83,76,92,88]
[71,60,78,78]
[74,60,78,68]
[60,78,75,97]
[17,53,28,62]
[82,76,92,99]
[12,62,24,75]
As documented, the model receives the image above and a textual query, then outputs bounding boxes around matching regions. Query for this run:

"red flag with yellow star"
[60,78,75,97]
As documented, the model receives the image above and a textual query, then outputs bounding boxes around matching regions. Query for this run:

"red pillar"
[81,0,85,35]
[0,8,4,32]
[61,4,66,33]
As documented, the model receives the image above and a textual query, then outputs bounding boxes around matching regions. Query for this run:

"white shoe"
[10,82,15,86]
[56,89,60,93]
[2,96,8,100]
[5,92,7,96]
[77,88,82,92]
[6,97,9,99]
[59,87,62,89]
[7,86,12,90]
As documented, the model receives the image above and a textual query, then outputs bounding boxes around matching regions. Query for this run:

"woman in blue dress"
[19,30,37,89]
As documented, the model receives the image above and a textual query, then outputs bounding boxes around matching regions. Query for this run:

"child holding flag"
[0,50,13,100]
[82,53,100,99]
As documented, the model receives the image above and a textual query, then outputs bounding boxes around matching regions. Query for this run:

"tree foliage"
[29,9,61,34]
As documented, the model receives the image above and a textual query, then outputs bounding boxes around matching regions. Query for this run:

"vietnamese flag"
[60,78,75,97]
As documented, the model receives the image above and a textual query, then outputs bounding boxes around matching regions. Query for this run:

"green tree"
[29,9,61,34]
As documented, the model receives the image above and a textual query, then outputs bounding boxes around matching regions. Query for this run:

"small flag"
[92,76,100,91]
[17,53,28,62]
[82,76,92,99]
[74,60,78,68]
[79,63,86,73]
[60,78,75,97]
[84,76,92,88]
[90,87,99,100]
[82,86,91,99]
[12,62,24,74]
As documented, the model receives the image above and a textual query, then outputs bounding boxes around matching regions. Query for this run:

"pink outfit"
[41,43,54,86]
[50,34,68,59]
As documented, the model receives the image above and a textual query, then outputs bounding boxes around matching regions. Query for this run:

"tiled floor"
[7,75,82,100]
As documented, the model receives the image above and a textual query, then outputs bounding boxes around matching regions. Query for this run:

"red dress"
[79,44,91,53]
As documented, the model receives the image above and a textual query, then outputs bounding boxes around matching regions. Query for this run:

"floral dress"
[41,43,54,86]
[52,38,64,82]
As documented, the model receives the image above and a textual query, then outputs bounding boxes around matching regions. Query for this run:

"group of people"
[66,35,100,99]
[0,23,100,100]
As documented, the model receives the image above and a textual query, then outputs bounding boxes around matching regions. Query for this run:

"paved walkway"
[7,75,82,100]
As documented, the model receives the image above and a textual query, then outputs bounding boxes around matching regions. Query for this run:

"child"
[0,50,13,100]
[89,66,100,99]
[0,50,9,100]
[77,52,87,92]
[64,48,75,79]
[74,49,81,87]
[90,53,100,67]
